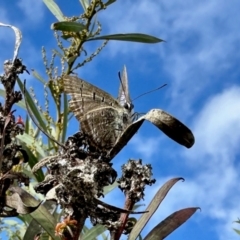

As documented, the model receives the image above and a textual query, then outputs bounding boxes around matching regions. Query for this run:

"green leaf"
[51,21,86,32]
[32,70,46,84]
[82,225,106,240]
[43,0,65,21]
[234,228,240,235]
[17,78,49,134]
[128,178,184,240]
[79,0,90,11]
[17,133,46,158]
[143,207,199,240]
[21,142,45,182]
[105,0,117,7]
[30,204,60,240]
[103,181,118,195]
[23,201,58,240]
[87,33,164,43]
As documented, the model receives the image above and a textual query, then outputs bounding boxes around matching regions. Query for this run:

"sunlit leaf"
[43,0,65,21]
[79,0,90,11]
[0,22,22,61]
[103,181,118,195]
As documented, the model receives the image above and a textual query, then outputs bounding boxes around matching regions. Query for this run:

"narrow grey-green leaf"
[0,23,22,61]
[141,109,195,148]
[32,70,46,84]
[105,0,117,7]
[234,228,240,235]
[103,181,118,195]
[143,207,199,240]
[30,204,59,240]
[51,21,86,32]
[87,33,164,43]
[43,0,65,21]
[79,0,89,11]
[128,178,184,240]
[17,133,46,158]
[82,225,106,240]
[23,200,57,240]
[17,78,49,134]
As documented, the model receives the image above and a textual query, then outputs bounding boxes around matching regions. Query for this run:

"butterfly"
[63,66,135,158]
[63,67,195,160]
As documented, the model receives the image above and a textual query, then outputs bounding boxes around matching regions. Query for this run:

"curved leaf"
[109,108,194,159]
[87,33,164,43]
[5,187,41,215]
[142,109,195,148]
[0,22,22,61]
[51,21,86,32]
[128,178,184,240]
[143,207,200,240]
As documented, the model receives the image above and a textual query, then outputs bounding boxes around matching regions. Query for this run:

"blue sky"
[1,0,240,239]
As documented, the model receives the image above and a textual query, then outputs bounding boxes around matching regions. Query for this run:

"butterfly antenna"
[23,80,66,150]
[132,83,167,101]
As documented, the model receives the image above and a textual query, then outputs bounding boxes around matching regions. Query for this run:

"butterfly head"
[123,101,134,112]
[118,65,134,114]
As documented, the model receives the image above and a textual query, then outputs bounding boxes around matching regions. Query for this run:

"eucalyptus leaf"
[82,225,106,240]
[79,0,89,11]
[87,33,164,43]
[128,178,184,240]
[105,0,117,7]
[43,0,65,21]
[23,200,57,240]
[143,207,199,240]
[51,21,86,32]
[32,70,46,84]
[0,22,22,61]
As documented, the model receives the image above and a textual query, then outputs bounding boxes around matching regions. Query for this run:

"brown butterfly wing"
[63,75,121,121]
[81,107,130,149]
[63,75,131,150]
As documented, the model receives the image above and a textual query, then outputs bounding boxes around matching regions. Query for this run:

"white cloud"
[129,134,162,159]
[17,0,44,24]
[127,87,240,239]
[100,0,240,118]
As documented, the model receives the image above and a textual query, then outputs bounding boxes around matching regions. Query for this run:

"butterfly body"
[63,67,133,153]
